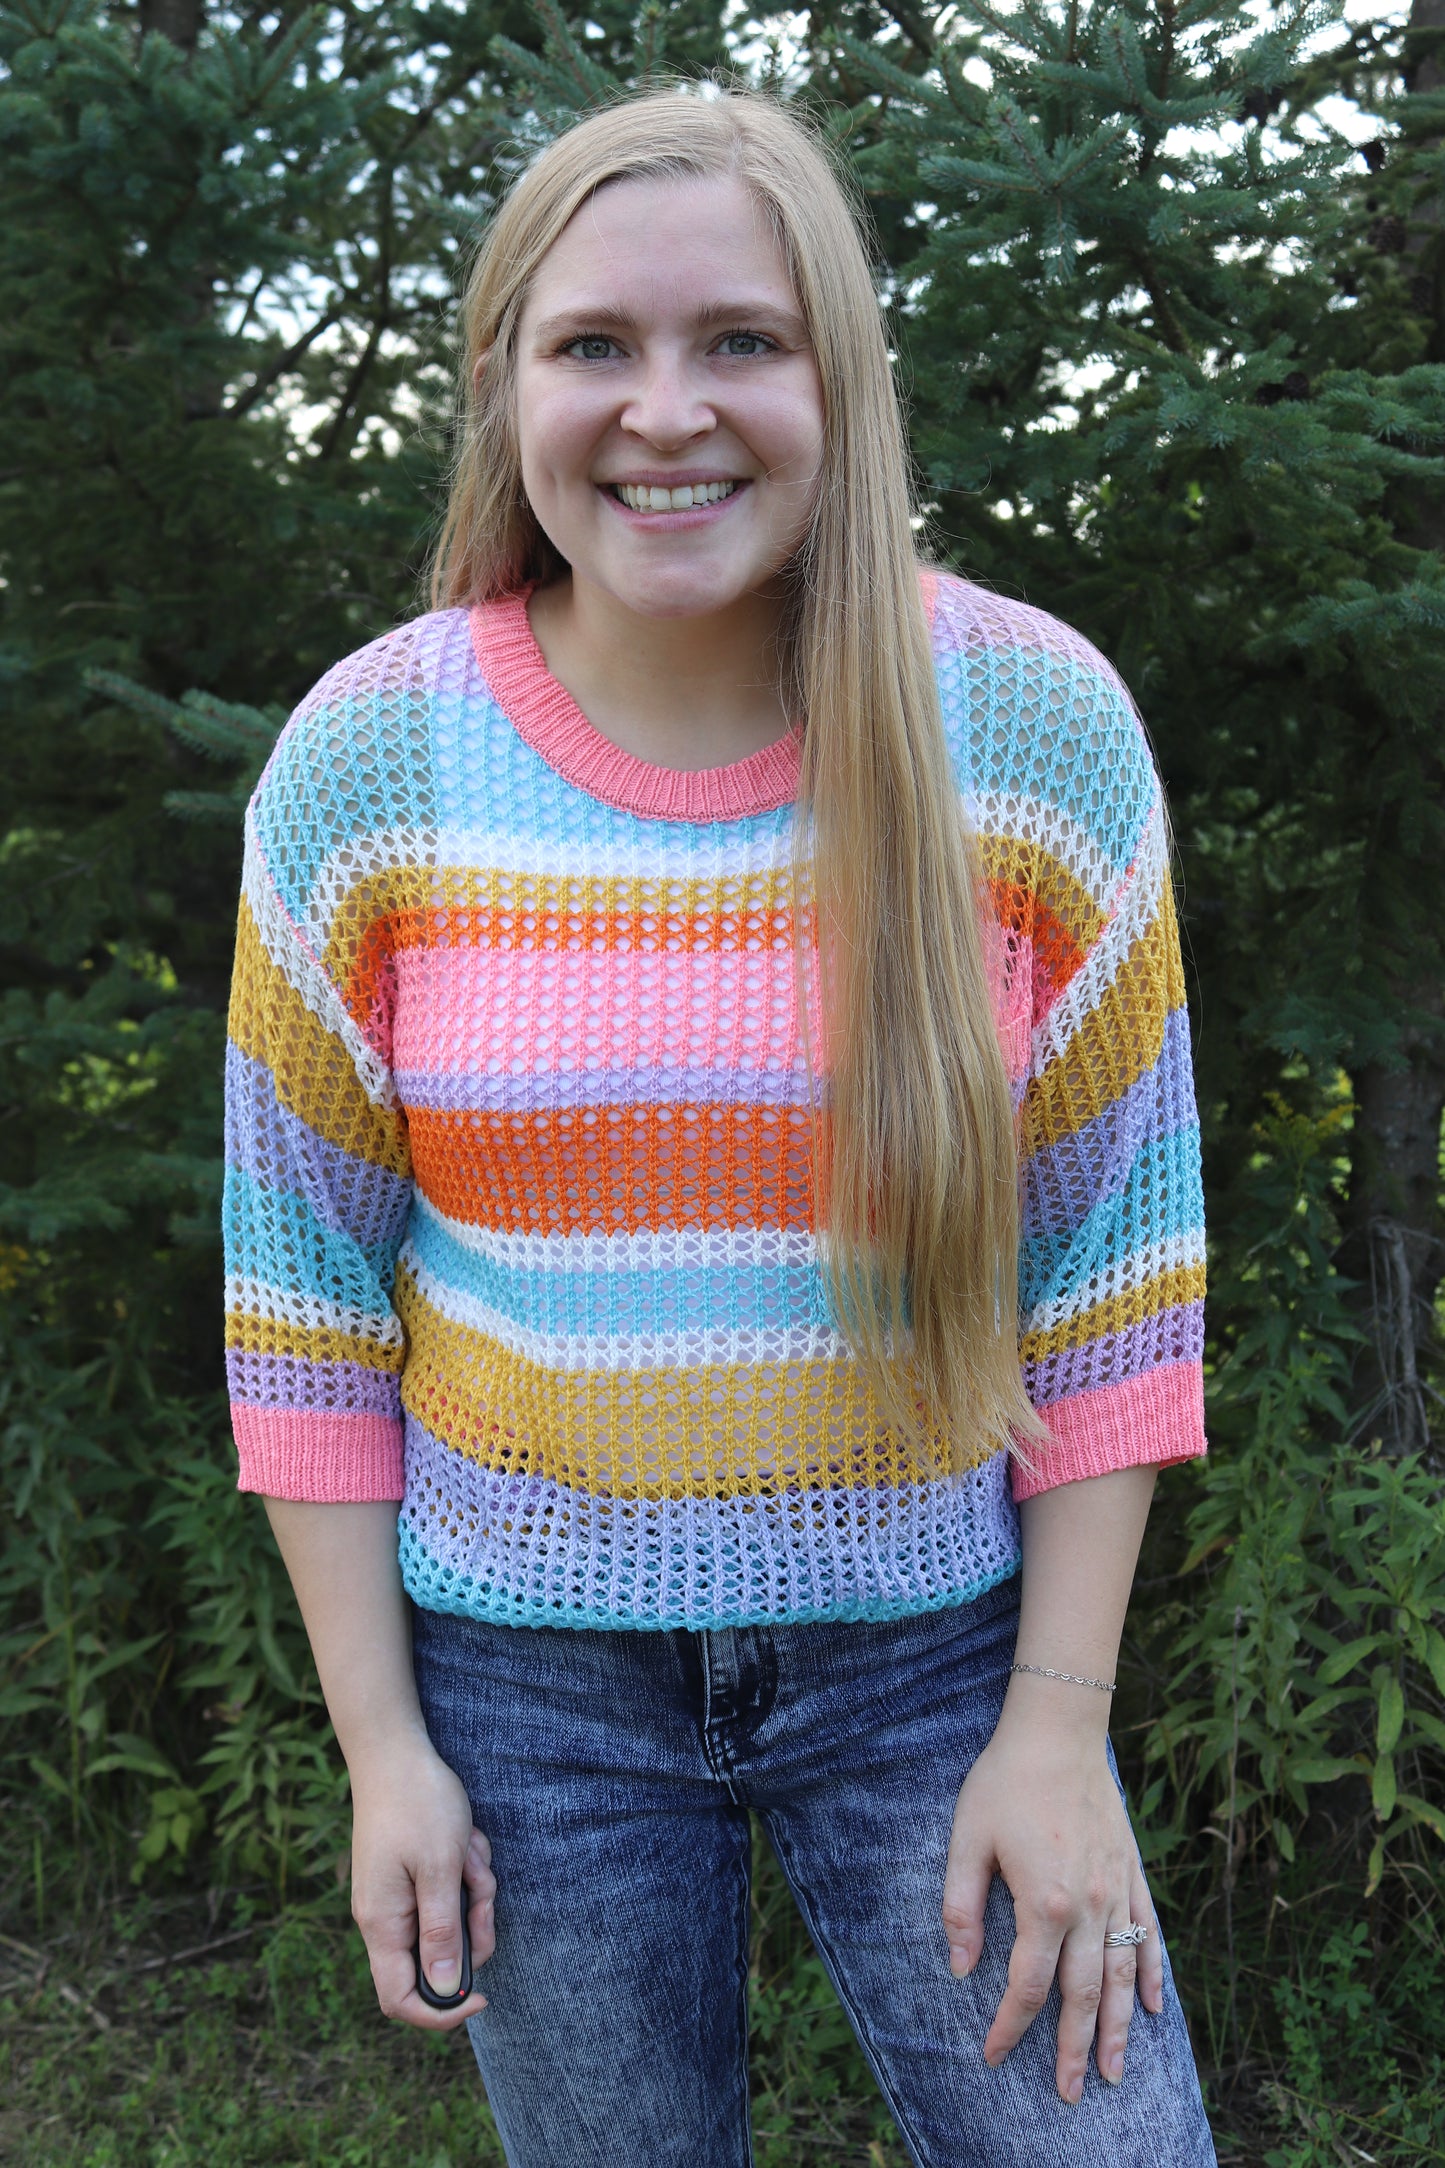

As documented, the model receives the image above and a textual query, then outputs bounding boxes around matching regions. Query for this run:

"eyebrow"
[528,299,810,344]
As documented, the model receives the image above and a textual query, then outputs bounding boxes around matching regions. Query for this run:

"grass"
[0,1850,909,2168]
[5,1844,1445,2167]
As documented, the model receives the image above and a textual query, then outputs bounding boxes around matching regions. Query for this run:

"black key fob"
[414,1884,473,2010]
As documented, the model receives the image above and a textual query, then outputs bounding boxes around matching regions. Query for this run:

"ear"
[471,349,492,402]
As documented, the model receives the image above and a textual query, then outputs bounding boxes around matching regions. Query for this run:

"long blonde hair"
[431,88,1040,1467]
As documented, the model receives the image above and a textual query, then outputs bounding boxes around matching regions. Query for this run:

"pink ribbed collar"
[468,589,803,822]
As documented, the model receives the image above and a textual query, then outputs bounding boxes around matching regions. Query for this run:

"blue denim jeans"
[412,1573,1216,2168]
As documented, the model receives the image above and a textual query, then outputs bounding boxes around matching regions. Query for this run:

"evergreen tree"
[844,0,1445,1451]
[0,0,735,1386]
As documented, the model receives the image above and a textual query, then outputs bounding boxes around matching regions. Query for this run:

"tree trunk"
[1344,997,1445,1457]
[1340,0,1445,1458]
[138,0,202,52]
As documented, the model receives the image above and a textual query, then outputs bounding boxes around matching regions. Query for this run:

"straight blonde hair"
[431,87,1041,1469]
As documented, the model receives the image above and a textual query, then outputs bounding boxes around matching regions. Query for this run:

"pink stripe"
[232,1405,405,1502]
[1010,1361,1206,1501]
[393,944,808,1079]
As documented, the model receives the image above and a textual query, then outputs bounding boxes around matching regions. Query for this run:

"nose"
[620,351,716,449]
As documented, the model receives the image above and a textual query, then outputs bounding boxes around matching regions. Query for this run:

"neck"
[527,574,792,772]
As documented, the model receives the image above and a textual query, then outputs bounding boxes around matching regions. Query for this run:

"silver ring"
[1104,1924,1149,1948]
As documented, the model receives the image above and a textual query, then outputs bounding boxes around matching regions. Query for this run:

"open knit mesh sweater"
[224,568,1206,1631]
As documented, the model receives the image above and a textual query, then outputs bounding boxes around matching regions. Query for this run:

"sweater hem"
[233,1405,406,1502]
[398,1526,1021,1632]
[1011,1362,1207,1501]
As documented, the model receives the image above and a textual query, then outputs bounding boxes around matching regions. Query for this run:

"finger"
[1095,1914,1139,2086]
[355,1872,485,2028]
[465,1827,497,1966]
[941,1821,993,1980]
[982,1916,1063,2068]
[416,1856,471,2000]
[1132,1866,1163,2016]
[1052,1917,1107,2103]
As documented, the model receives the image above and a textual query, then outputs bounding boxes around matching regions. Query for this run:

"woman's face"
[512,171,825,623]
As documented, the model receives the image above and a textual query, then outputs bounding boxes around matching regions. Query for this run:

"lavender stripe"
[1023,1007,1195,1242]
[225,1041,412,1252]
[226,1349,402,1416]
[1024,1303,1205,1409]
[396,1411,1021,1631]
[393,1062,817,1114]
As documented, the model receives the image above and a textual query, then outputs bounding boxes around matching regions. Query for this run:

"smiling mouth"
[607,480,741,512]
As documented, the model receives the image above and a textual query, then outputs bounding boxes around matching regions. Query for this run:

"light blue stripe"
[1019,1127,1204,1313]
[223,1164,400,1312]
[937,632,1156,873]
[405,1203,834,1341]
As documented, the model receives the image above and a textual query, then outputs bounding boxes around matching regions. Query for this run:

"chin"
[601,560,777,622]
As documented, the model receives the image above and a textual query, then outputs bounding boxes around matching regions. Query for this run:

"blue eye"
[564,335,617,361]
[717,331,774,357]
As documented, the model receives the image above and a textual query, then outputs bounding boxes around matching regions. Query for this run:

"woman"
[224,87,1215,2167]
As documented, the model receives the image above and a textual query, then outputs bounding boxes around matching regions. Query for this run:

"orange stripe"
[984,876,1087,1004]
[342,901,807,1033]
[408,1102,819,1234]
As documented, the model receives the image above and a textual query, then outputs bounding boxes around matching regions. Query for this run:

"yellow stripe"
[224,1309,405,1372]
[976,834,1107,951]
[228,898,410,1175]
[393,1266,993,1500]
[1021,1263,1206,1363]
[318,861,804,987]
[1024,884,1184,1148]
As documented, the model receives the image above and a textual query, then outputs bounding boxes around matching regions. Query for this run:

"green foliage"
[1136,1101,1445,1892]
[0,1318,347,1900]
[1262,1922,1445,2167]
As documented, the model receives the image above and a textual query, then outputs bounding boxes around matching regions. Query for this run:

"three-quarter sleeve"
[1010,668,1207,1500]
[223,724,414,1503]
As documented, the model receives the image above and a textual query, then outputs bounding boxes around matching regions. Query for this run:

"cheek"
[751,382,826,493]
[515,384,599,501]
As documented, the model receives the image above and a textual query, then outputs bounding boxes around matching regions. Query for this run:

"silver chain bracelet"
[1009,1661,1116,1694]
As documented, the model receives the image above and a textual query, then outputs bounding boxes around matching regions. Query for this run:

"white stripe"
[400,1245,846,1373]
[1030,810,1169,1072]
[294,824,798,955]
[225,1275,405,1348]
[967,786,1146,913]
[241,825,395,1111]
[409,1192,822,1276]
[1022,1228,1206,1335]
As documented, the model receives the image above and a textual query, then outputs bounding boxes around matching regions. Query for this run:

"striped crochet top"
[224,569,1206,1631]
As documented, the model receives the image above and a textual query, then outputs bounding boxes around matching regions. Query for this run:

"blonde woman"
[225,88,1216,2167]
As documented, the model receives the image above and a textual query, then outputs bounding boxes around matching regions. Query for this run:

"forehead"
[521,171,797,321]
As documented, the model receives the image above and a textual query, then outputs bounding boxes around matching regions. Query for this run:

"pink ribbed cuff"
[1011,1362,1207,1501]
[232,1405,406,1503]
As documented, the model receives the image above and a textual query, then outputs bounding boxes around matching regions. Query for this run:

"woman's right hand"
[349,1732,497,2029]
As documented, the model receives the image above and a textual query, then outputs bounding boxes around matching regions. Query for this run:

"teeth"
[614,480,738,511]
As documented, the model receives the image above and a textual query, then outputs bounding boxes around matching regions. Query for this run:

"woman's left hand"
[940,1702,1164,2102]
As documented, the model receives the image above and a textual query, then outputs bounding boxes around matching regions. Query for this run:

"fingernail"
[429,1958,461,1995]
[949,1950,972,1978]
[1104,2052,1124,2084]
[1067,2076,1084,2104]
